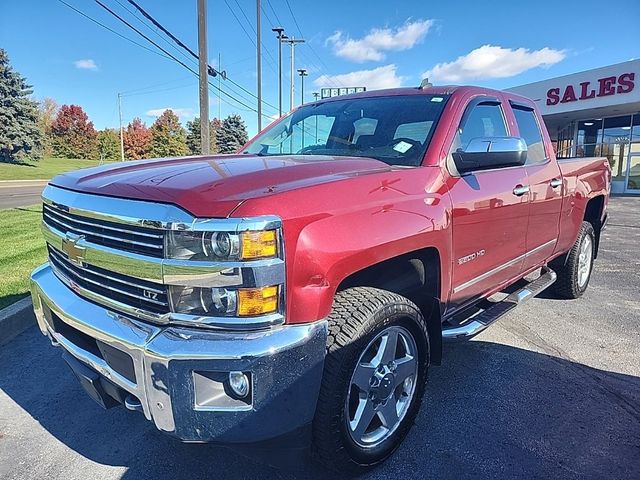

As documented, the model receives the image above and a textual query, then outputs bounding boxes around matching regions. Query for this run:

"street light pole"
[297,68,308,106]
[117,93,125,161]
[284,37,304,112]
[256,0,262,132]
[197,0,210,155]
[272,27,286,118]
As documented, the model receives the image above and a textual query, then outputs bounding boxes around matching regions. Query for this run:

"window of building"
[512,106,547,164]
[602,115,632,182]
[576,119,604,158]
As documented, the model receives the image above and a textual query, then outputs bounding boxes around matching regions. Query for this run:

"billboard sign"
[320,87,366,99]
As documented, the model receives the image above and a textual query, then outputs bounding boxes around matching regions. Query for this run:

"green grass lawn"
[0,157,111,181]
[0,205,47,309]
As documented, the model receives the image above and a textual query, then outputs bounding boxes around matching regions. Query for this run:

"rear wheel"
[312,287,429,473]
[551,221,595,299]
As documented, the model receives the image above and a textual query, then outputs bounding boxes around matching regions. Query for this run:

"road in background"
[0,181,47,209]
[0,197,638,479]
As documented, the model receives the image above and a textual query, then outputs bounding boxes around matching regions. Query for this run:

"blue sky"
[2,0,639,137]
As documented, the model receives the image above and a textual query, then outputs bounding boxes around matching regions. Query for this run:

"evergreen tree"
[98,128,120,161]
[51,104,98,159]
[216,114,249,154]
[186,116,220,155]
[149,109,189,157]
[0,48,42,162]
[123,117,151,160]
[38,97,58,158]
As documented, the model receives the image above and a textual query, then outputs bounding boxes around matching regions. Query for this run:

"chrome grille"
[43,203,164,258]
[48,246,169,315]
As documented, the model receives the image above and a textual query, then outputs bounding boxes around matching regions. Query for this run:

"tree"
[51,104,98,159]
[185,116,220,155]
[123,117,151,160]
[216,114,248,154]
[0,48,42,162]
[38,97,58,158]
[149,109,189,157]
[98,129,120,161]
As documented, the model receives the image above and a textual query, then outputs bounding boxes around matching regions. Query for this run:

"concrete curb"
[0,297,35,345]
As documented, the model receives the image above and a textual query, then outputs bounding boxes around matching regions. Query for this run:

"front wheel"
[312,287,429,473]
[550,221,595,299]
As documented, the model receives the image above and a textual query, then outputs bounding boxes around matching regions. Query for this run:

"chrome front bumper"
[30,263,327,443]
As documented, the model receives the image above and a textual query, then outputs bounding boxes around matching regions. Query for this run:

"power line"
[280,0,346,88]
[222,0,278,75]
[56,0,171,60]
[93,0,264,114]
[265,0,284,27]
[113,0,190,62]
[125,0,278,112]
[126,0,201,65]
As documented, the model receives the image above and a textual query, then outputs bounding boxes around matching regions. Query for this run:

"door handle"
[512,185,530,196]
[550,178,562,188]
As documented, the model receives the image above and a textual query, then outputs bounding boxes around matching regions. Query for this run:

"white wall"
[508,60,640,116]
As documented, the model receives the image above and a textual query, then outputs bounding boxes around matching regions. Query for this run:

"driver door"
[446,97,530,310]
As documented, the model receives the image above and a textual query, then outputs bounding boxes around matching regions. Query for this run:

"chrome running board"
[442,267,557,341]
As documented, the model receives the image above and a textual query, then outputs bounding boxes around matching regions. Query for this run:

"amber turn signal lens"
[241,230,277,259]
[237,286,279,316]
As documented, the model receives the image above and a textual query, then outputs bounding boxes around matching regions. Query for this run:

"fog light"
[228,371,250,398]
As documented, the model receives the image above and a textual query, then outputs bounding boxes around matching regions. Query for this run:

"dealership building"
[509,60,640,194]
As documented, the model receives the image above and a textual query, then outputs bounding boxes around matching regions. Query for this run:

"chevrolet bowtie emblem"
[61,233,86,265]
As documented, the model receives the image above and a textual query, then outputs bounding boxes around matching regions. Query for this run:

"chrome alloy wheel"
[345,325,418,448]
[577,235,593,288]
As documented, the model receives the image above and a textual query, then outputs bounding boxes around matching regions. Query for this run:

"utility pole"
[284,37,304,112]
[312,92,319,143]
[197,0,210,155]
[218,52,222,121]
[117,93,125,161]
[297,69,308,106]
[256,0,262,132]
[272,27,286,117]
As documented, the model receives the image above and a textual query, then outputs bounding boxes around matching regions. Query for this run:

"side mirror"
[454,137,527,174]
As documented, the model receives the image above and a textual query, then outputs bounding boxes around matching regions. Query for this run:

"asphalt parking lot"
[0,197,638,479]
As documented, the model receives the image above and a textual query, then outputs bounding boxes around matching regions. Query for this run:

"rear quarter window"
[512,106,547,165]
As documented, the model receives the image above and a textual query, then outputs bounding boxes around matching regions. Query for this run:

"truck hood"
[50,154,392,217]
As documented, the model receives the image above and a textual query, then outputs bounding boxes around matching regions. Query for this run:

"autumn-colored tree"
[123,117,151,160]
[216,114,248,154]
[186,116,221,155]
[38,97,59,157]
[150,109,189,157]
[98,129,120,161]
[0,48,42,162]
[51,104,98,159]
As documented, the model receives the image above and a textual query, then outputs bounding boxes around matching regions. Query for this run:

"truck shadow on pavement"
[1,326,639,480]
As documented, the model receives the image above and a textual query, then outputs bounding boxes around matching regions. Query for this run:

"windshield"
[243,94,450,167]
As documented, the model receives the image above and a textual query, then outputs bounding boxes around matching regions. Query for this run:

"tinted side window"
[459,103,507,148]
[512,106,546,164]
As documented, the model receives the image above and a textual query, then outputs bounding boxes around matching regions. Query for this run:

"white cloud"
[423,45,566,82]
[74,59,98,71]
[327,19,434,63]
[145,108,195,119]
[314,64,405,91]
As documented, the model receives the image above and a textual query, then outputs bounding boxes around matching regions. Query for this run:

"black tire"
[312,287,429,473]
[550,221,595,299]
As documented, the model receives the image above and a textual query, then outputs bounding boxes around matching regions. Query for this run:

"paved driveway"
[0,197,638,479]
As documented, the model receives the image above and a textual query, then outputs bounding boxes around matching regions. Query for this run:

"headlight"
[166,230,278,261]
[169,285,279,316]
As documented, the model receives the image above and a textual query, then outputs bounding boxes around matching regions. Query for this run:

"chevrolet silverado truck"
[30,85,610,472]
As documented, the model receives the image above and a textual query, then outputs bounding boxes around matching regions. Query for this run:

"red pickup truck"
[30,85,610,472]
